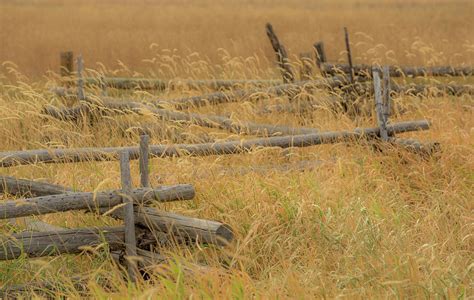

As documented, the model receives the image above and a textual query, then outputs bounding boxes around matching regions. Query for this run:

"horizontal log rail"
[348,82,474,97]
[61,77,283,90]
[52,75,356,110]
[0,185,195,219]
[0,226,124,261]
[103,206,234,246]
[0,120,430,167]
[1,176,232,246]
[320,63,473,77]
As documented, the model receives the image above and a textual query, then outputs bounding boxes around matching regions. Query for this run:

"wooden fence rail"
[0,185,194,219]
[0,176,232,246]
[0,226,125,261]
[320,63,473,77]
[62,77,283,90]
[0,120,430,167]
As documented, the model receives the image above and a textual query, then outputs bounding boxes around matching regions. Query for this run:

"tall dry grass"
[0,0,473,298]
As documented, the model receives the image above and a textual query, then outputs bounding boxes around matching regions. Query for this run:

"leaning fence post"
[77,55,85,100]
[120,151,138,282]
[139,135,150,188]
[344,27,354,83]
[373,68,388,141]
[60,51,74,77]
[265,23,295,83]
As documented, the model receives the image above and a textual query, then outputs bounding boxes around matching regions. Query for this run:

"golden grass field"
[0,0,473,298]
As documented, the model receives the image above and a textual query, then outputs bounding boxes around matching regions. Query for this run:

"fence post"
[344,27,354,83]
[60,51,74,77]
[265,23,295,83]
[139,135,150,188]
[77,55,85,100]
[373,68,388,141]
[120,151,138,282]
[382,66,391,121]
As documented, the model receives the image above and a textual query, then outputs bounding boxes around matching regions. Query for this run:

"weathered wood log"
[0,120,430,167]
[265,23,295,83]
[382,66,391,118]
[102,206,233,246]
[0,185,195,219]
[373,69,389,140]
[0,226,125,261]
[51,76,356,112]
[0,176,74,197]
[1,176,233,247]
[392,83,474,96]
[345,82,474,97]
[139,135,150,188]
[61,78,283,90]
[320,63,474,77]
[119,151,138,281]
[0,275,88,298]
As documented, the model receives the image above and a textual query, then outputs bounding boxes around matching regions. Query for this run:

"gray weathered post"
[120,151,138,282]
[265,23,295,83]
[60,51,74,77]
[77,55,85,100]
[344,27,354,83]
[139,135,150,188]
[382,66,391,119]
[373,68,388,141]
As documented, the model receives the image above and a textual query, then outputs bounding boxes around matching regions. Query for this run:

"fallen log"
[102,206,234,246]
[0,177,233,246]
[0,185,195,219]
[345,82,474,97]
[0,120,430,167]
[0,226,125,260]
[320,63,474,77]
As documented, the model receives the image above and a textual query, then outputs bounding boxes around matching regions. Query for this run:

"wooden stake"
[265,23,295,83]
[77,55,85,100]
[120,151,138,282]
[139,135,150,188]
[373,68,389,141]
[60,51,74,77]
[382,66,391,120]
[344,27,354,83]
